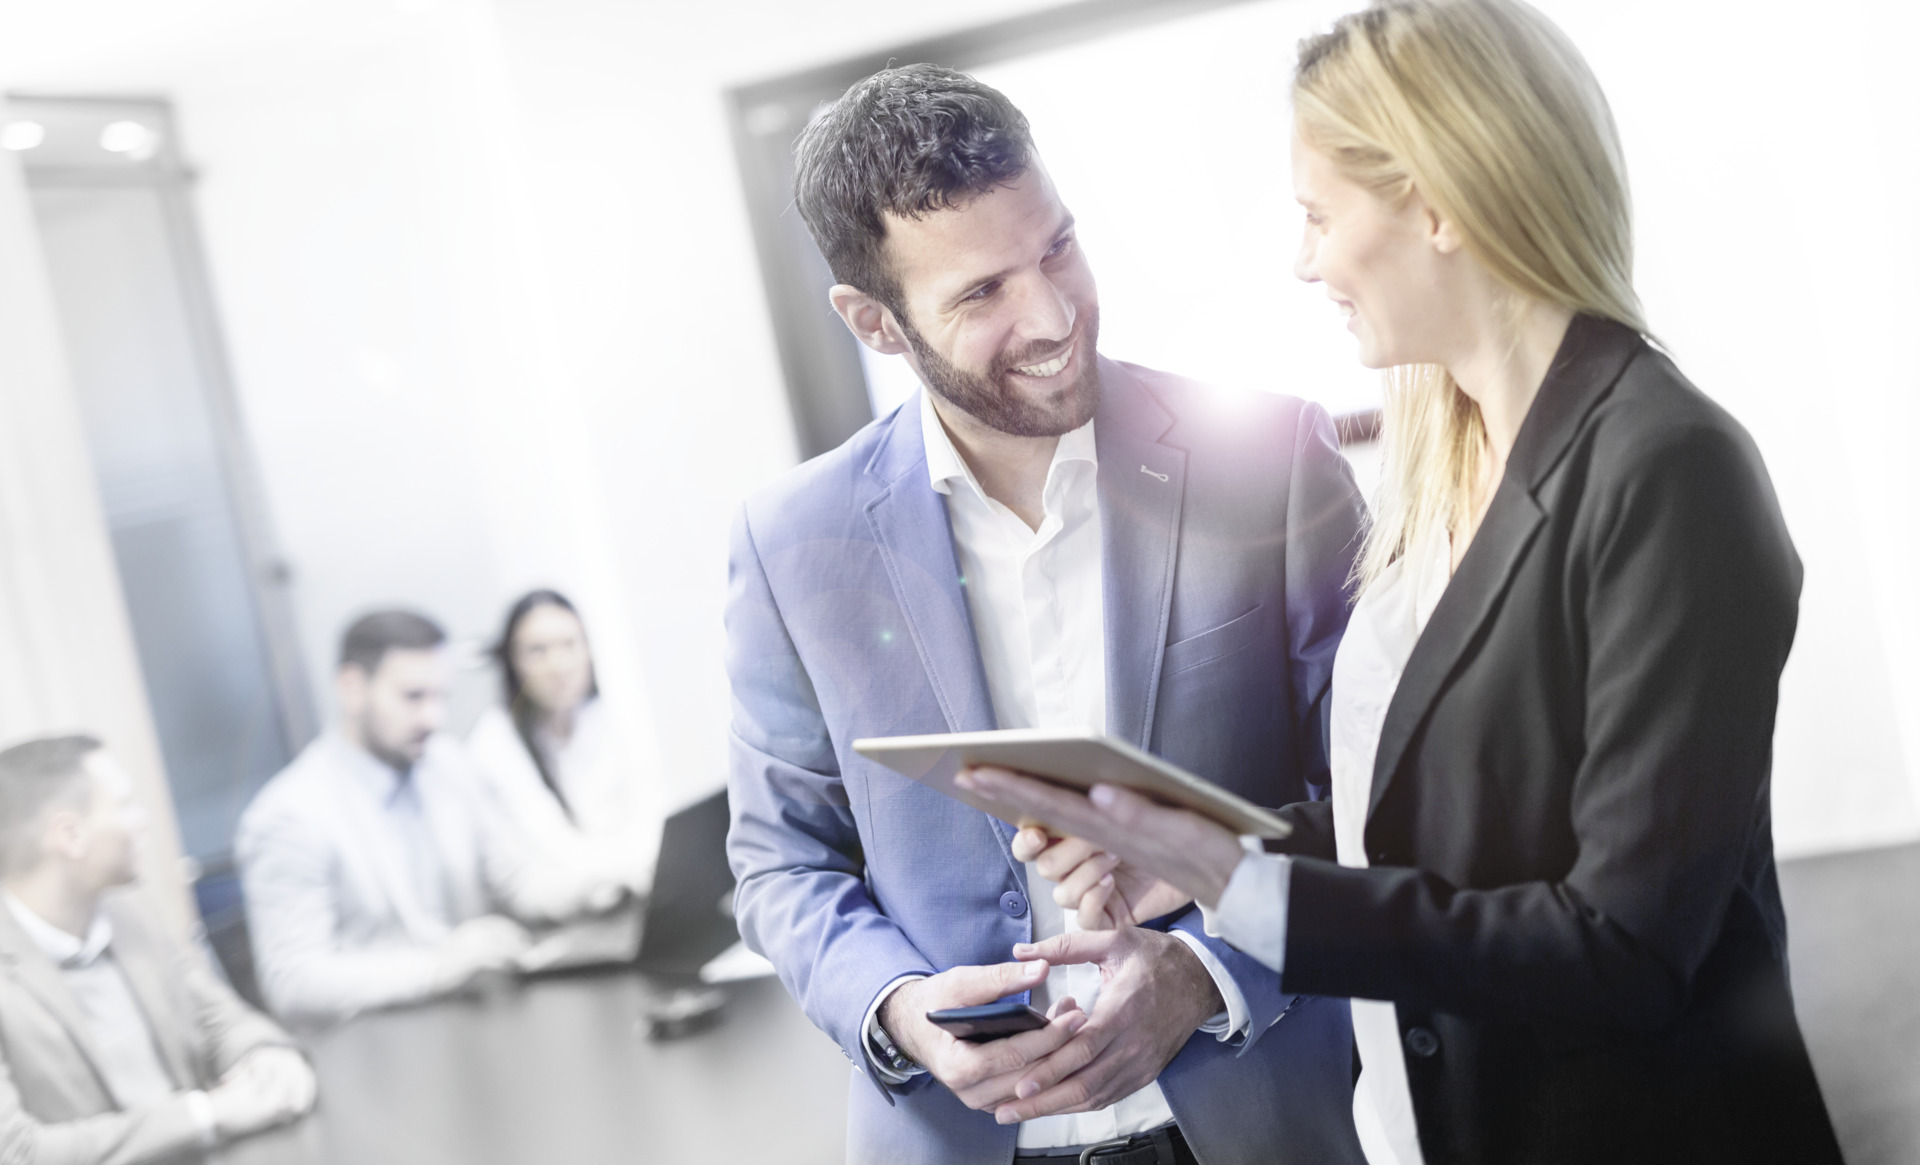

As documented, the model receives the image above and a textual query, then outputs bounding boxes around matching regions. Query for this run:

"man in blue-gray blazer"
[726,64,1368,1165]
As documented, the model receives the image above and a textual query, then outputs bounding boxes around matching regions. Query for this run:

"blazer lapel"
[1367,483,1545,820]
[863,396,998,737]
[865,397,1027,864]
[1367,314,1644,821]
[104,910,198,1089]
[0,910,119,1099]
[1096,360,1187,750]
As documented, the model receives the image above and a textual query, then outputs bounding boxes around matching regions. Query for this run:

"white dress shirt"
[468,697,664,894]
[3,895,216,1143]
[1204,530,1451,1165]
[238,732,593,1021]
[866,390,1247,1151]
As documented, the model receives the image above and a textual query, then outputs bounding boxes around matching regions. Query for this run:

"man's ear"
[828,285,912,356]
[41,808,86,863]
[336,664,368,718]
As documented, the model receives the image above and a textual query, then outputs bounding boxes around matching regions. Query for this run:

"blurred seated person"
[467,590,662,897]
[0,734,315,1161]
[237,610,609,1023]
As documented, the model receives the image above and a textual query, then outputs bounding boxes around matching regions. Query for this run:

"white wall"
[3,0,1915,857]
[1541,0,1920,855]
[483,0,1064,793]
[0,0,1065,824]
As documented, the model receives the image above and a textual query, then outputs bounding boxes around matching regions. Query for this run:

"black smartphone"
[925,1001,1050,1043]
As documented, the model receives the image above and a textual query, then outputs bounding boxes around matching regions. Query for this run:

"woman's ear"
[1427,203,1465,257]
[828,285,912,356]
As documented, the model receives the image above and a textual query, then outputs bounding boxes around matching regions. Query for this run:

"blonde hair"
[1294,0,1646,590]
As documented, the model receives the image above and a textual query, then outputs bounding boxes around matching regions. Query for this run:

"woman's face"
[1291,127,1459,369]
[510,603,594,718]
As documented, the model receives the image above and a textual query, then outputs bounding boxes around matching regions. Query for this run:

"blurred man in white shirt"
[238,610,609,1023]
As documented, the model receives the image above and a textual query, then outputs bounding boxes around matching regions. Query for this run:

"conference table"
[203,842,1920,1165]
[214,968,850,1165]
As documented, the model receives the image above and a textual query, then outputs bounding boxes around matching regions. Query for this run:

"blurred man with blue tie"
[0,733,314,1162]
[726,64,1368,1165]
[238,609,603,1023]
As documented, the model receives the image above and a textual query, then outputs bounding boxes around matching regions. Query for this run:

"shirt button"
[999,891,1028,918]
[1405,1026,1440,1058]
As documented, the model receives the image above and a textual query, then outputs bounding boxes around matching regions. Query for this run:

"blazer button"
[999,891,1028,918]
[1405,1026,1440,1058]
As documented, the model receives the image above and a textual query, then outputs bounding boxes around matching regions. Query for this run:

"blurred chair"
[193,856,266,1010]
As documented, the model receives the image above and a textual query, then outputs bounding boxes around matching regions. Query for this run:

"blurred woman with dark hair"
[468,590,661,897]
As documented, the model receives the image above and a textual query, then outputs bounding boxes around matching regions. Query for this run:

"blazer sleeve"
[1282,402,1366,799]
[0,1060,205,1165]
[236,797,448,1023]
[1269,800,1338,862]
[724,507,938,1092]
[1281,423,1801,1030]
[178,941,296,1079]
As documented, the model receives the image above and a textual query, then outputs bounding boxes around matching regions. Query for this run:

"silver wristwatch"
[870,1015,919,1075]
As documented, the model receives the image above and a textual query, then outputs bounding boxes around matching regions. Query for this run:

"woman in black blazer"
[957,1,1844,1162]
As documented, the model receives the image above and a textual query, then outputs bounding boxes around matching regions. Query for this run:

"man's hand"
[1011,828,1193,929]
[878,960,1088,1112]
[206,1047,316,1140]
[432,914,533,990]
[225,1046,318,1120]
[989,928,1221,1124]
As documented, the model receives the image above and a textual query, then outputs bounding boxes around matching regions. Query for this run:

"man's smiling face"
[883,163,1101,437]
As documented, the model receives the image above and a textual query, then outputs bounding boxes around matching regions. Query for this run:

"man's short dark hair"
[0,734,103,872]
[338,609,446,676]
[793,63,1034,316]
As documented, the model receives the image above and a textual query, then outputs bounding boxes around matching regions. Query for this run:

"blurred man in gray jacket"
[238,610,606,1023]
[0,734,313,1163]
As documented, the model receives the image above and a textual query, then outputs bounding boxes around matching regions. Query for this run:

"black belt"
[1013,1124,1196,1165]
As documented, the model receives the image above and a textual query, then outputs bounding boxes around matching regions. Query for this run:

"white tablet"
[851,728,1291,840]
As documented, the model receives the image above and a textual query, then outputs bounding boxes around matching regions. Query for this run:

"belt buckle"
[1079,1138,1134,1164]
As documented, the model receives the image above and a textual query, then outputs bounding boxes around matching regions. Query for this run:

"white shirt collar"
[919,388,1097,503]
[327,729,422,807]
[6,892,112,968]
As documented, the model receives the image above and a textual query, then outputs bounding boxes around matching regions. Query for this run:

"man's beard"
[902,308,1102,438]
[359,714,425,774]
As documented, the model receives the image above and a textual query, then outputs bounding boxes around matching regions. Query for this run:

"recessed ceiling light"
[99,120,160,160]
[1,121,45,151]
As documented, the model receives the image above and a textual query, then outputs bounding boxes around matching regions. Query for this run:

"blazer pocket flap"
[1161,604,1264,677]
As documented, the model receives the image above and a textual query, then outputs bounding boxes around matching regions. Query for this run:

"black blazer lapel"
[1368,482,1545,821]
[1368,315,1643,822]
[1096,360,1187,750]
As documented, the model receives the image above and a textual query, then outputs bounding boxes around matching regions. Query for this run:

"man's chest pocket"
[1159,604,1264,678]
